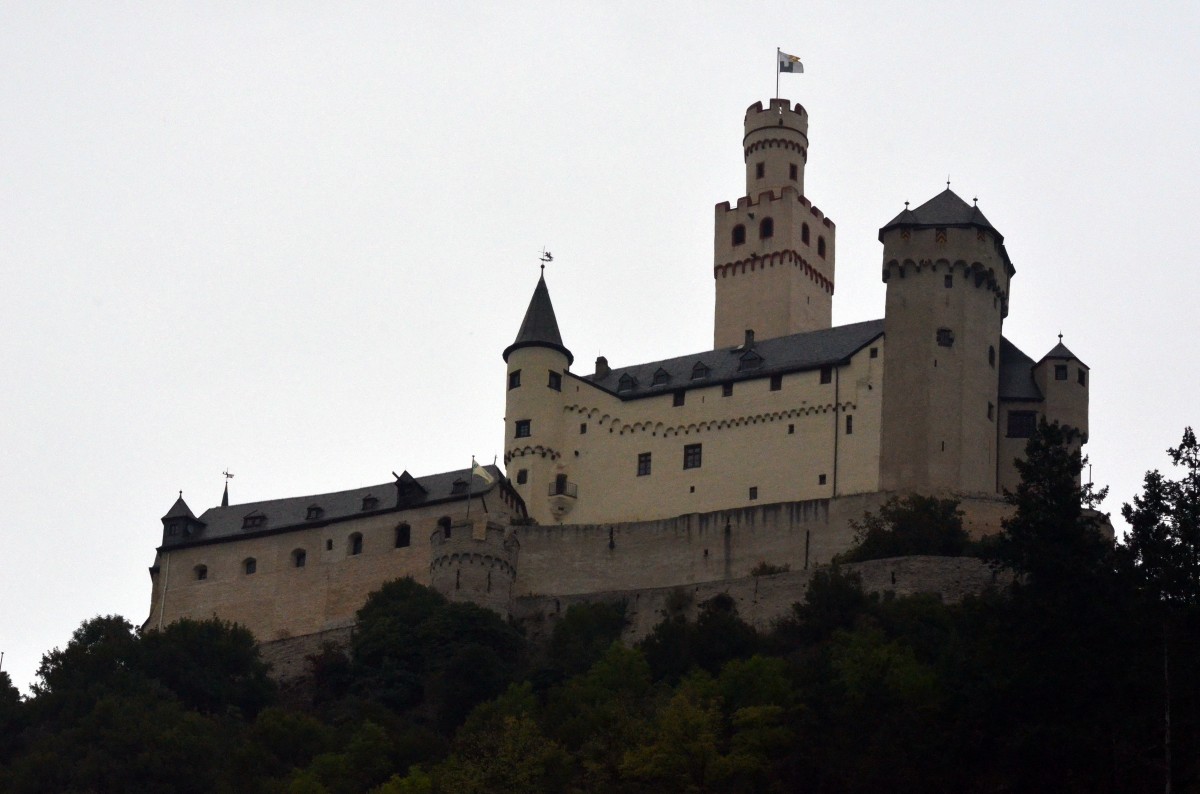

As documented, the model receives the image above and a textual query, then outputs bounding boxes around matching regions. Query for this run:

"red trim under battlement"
[713,249,834,294]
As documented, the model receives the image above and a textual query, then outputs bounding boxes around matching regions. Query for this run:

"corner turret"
[1033,337,1089,443]
[161,492,205,544]
[503,274,572,524]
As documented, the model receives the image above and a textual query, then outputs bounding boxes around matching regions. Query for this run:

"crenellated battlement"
[716,186,835,228]
[743,98,808,138]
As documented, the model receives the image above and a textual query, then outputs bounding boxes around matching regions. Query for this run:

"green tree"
[545,601,627,678]
[835,494,969,563]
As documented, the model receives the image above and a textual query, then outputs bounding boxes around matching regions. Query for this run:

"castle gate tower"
[878,189,1014,496]
[713,98,836,348]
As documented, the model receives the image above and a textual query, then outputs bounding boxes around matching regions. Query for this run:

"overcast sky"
[2,2,1197,692]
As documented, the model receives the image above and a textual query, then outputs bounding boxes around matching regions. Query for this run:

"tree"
[835,494,969,563]
[545,601,627,678]
[990,419,1111,590]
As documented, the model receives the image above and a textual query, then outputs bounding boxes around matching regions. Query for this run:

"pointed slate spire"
[163,491,196,521]
[1038,335,1088,368]
[502,273,574,365]
[221,481,229,507]
[161,492,205,541]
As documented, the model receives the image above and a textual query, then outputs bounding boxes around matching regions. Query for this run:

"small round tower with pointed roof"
[878,189,1015,496]
[502,273,573,524]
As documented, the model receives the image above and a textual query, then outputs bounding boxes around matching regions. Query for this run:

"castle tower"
[502,273,572,524]
[429,519,520,618]
[713,98,836,348]
[878,189,1014,496]
[1033,338,1090,442]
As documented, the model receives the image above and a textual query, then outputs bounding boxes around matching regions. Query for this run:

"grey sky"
[2,2,1197,692]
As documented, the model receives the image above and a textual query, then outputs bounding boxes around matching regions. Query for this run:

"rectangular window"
[937,328,955,347]
[515,419,531,438]
[749,486,758,500]
[755,162,765,179]
[788,424,794,434]
[820,366,833,384]
[683,443,702,470]
[637,452,652,476]
[722,382,733,397]
[1055,364,1068,381]
[944,274,953,288]
[845,415,853,435]
[580,422,587,434]
[395,524,411,548]
[818,474,827,485]
[987,402,994,421]
[869,347,878,359]
[1078,368,1086,386]
[548,371,562,391]
[508,370,521,389]
[770,374,782,391]
[789,163,798,181]
[672,390,685,407]
[516,469,528,484]
[1007,410,1038,439]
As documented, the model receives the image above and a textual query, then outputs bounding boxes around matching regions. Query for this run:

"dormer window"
[242,512,266,530]
[691,362,710,380]
[451,478,469,495]
[738,350,764,371]
[306,505,324,521]
[361,496,379,512]
[652,368,670,386]
[617,374,637,393]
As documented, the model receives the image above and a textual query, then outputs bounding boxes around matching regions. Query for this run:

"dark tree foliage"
[835,494,970,563]
[545,600,628,678]
[639,593,758,682]
[989,418,1112,591]
[140,617,275,717]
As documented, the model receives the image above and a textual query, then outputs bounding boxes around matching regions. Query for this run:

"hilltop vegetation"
[3,421,1200,792]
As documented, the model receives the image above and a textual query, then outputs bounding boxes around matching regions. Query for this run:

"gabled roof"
[161,465,504,548]
[584,320,884,399]
[880,188,997,237]
[998,337,1043,402]
[503,274,574,365]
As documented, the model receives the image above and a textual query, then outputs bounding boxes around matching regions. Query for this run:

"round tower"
[503,273,573,524]
[743,98,809,196]
[878,189,1014,496]
[428,519,519,618]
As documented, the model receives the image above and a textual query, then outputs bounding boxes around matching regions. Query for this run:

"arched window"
[194,564,208,581]
[243,558,256,575]
[817,236,826,257]
[801,222,810,244]
[348,533,363,556]
[759,217,774,239]
[731,224,746,246]
[292,549,306,568]
[395,523,411,548]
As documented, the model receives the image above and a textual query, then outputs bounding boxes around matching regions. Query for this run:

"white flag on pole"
[778,50,804,74]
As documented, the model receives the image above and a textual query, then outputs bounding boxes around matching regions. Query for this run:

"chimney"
[595,356,610,378]
[744,329,755,348]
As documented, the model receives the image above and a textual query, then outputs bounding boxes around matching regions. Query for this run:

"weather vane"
[540,247,553,274]
[223,469,235,481]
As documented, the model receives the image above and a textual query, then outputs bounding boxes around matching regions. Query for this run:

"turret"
[503,273,572,523]
[878,189,1014,496]
[1033,337,1089,442]
[713,99,835,347]
[429,519,519,618]
[161,492,205,544]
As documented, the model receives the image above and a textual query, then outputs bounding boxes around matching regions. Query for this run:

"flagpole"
[775,47,780,99]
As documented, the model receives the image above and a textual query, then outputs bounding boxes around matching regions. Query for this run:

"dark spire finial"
[946,175,951,189]
[904,201,910,209]
[973,196,978,206]
[179,490,182,498]
[1058,332,1064,342]
[540,247,553,274]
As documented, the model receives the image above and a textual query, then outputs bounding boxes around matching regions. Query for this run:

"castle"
[144,97,1090,647]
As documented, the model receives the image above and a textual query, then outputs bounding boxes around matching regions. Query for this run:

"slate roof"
[583,320,885,399]
[998,337,1043,401]
[162,494,197,522]
[503,274,573,365]
[1038,339,1088,369]
[160,465,504,549]
[879,188,998,238]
